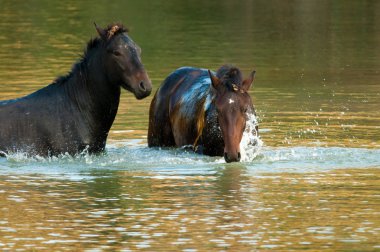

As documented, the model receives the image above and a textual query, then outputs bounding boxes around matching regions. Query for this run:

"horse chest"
[197,112,224,156]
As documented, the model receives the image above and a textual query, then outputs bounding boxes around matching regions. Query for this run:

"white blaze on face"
[229,98,235,104]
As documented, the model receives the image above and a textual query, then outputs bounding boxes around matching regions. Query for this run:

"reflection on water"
[1,164,379,251]
[1,0,380,251]
[0,143,379,250]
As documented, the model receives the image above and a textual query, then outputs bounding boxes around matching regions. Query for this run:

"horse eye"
[112,50,122,56]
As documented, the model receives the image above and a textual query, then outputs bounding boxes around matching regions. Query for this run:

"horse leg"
[148,118,175,147]
[148,96,175,147]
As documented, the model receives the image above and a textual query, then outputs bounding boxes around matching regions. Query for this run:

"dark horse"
[0,23,152,156]
[148,65,257,163]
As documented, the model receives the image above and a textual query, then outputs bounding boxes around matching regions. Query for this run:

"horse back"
[148,67,211,147]
[0,84,89,155]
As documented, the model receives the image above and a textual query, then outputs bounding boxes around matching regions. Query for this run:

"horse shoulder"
[169,77,210,147]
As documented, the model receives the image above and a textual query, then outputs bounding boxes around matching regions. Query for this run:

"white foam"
[240,112,263,162]
[2,146,92,164]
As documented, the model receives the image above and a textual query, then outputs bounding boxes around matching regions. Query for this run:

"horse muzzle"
[121,70,152,99]
[134,80,152,99]
[224,152,241,163]
[122,79,152,99]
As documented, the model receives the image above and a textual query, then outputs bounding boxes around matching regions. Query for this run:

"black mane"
[53,24,129,86]
[52,39,99,86]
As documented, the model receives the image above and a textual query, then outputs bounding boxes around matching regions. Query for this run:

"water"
[1,0,380,251]
[1,144,379,251]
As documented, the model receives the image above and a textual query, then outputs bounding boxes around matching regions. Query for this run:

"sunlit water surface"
[1,142,380,251]
[1,0,380,251]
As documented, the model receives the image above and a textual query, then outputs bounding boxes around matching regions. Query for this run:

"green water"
[0,0,380,251]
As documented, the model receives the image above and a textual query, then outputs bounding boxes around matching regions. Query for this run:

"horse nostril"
[139,81,146,91]
[224,152,231,163]
[224,152,241,163]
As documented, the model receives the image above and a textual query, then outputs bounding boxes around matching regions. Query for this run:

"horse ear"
[94,22,106,40]
[242,70,255,91]
[208,70,221,89]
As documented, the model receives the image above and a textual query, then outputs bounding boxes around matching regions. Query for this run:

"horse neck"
[193,88,217,147]
[204,101,218,131]
[205,87,217,119]
[64,50,121,131]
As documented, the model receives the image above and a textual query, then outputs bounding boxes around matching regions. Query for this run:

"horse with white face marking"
[148,65,258,163]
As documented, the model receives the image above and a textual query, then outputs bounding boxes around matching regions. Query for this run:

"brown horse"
[148,65,258,163]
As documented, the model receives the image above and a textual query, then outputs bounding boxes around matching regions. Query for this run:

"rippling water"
[1,141,379,251]
[1,0,380,251]
[1,142,380,251]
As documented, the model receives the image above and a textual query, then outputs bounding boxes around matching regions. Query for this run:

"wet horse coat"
[0,24,152,156]
[148,66,257,162]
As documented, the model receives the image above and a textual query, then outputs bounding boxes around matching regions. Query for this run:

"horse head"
[208,66,255,163]
[95,23,152,99]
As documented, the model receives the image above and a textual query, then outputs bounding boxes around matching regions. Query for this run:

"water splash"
[240,113,263,162]
[1,131,379,179]
[0,113,263,172]
[0,143,221,179]
[2,146,94,164]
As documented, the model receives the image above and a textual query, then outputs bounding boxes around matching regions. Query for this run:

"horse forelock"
[104,23,129,40]
[216,65,245,93]
[84,23,129,55]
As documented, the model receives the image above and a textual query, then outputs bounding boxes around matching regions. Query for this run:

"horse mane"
[52,41,95,86]
[103,23,129,39]
[216,65,243,91]
[53,23,129,86]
